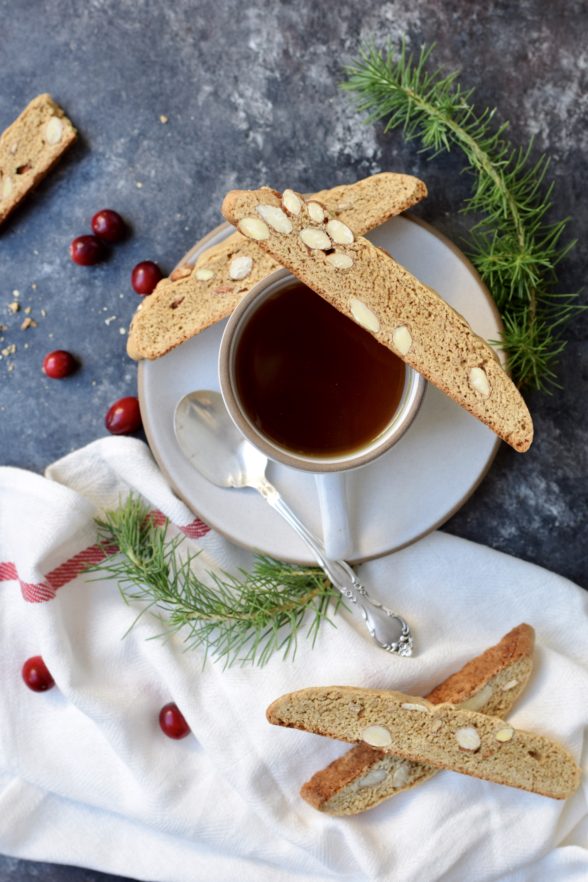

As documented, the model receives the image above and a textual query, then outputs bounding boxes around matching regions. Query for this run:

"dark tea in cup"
[233,282,405,457]
[219,269,425,472]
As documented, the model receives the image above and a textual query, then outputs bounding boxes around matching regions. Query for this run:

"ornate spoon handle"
[255,478,414,656]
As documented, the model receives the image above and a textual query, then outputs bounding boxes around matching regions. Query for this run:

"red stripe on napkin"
[0,562,18,581]
[0,509,210,603]
[45,544,119,590]
[148,510,211,539]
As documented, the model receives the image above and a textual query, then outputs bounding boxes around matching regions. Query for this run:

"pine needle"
[87,496,341,668]
[342,42,583,390]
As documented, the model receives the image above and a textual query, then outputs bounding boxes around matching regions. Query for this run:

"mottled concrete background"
[1,0,586,878]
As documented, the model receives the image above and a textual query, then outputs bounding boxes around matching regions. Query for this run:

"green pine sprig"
[342,42,582,390]
[87,496,341,668]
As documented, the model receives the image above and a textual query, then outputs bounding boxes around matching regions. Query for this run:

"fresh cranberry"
[91,209,127,243]
[105,396,142,435]
[131,260,163,295]
[70,234,105,266]
[42,349,77,379]
[22,656,55,692]
[159,702,190,739]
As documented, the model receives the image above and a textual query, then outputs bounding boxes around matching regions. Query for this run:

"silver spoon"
[173,390,413,657]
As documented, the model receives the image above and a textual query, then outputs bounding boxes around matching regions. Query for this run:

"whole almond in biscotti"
[0,94,77,226]
[126,172,427,361]
[300,624,535,815]
[221,186,533,453]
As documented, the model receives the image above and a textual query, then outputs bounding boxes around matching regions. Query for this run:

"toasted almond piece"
[326,252,353,269]
[469,366,491,398]
[170,265,193,281]
[392,763,411,788]
[326,218,354,244]
[455,726,481,751]
[361,725,393,747]
[238,216,270,240]
[1,176,14,200]
[400,702,430,712]
[306,201,326,223]
[349,297,380,333]
[460,683,493,712]
[299,227,332,250]
[256,204,293,234]
[229,254,253,280]
[357,768,388,788]
[501,679,519,692]
[282,188,302,216]
[495,726,515,742]
[194,268,215,281]
[45,116,64,145]
[392,325,413,356]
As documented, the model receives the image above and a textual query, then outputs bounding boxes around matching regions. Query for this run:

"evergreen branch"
[87,496,341,668]
[342,42,583,390]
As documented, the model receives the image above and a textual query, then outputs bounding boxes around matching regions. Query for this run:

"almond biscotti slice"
[126,172,426,360]
[267,685,580,800]
[0,94,77,225]
[221,187,533,452]
[300,624,534,814]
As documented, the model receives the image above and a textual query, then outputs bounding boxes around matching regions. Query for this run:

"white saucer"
[139,215,502,564]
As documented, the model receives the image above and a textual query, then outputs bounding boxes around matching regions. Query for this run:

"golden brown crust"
[300,742,381,809]
[0,94,77,225]
[126,173,427,360]
[427,623,535,704]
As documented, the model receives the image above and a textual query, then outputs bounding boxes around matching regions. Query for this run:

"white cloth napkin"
[0,437,586,882]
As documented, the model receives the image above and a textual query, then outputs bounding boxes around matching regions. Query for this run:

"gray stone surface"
[0,0,586,879]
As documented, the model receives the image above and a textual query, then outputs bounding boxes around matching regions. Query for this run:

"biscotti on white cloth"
[0,437,587,882]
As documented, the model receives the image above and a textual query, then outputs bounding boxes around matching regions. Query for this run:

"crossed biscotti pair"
[128,175,534,450]
[266,625,581,814]
[126,172,426,361]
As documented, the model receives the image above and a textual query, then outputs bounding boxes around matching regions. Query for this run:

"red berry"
[159,702,190,739]
[42,349,77,379]
[22,656,55,692]
[91,209,127,243]
[131,260,163,295]
[105,396,142,435]
[70,234,105,266]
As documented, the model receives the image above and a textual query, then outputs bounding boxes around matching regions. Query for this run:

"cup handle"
[314,472,354,560]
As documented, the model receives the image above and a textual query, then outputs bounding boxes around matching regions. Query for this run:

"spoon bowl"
[174,390,267,489]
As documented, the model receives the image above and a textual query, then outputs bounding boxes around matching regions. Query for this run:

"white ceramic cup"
[218,269,426,556]
[219,269,426,474]
[219,269,425,469]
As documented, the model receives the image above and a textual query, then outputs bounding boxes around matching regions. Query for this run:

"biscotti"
[221,186,534,452]
[267,685,580,800]
[126,173,427,360]
[0,94,77,225]
[301,624,534,814]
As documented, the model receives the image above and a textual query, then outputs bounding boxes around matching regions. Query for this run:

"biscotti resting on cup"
[126,172,427,360]
[0,94,77,225]
[221,186,534,453]
[267,683,580,800]
[300,623,535,814]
